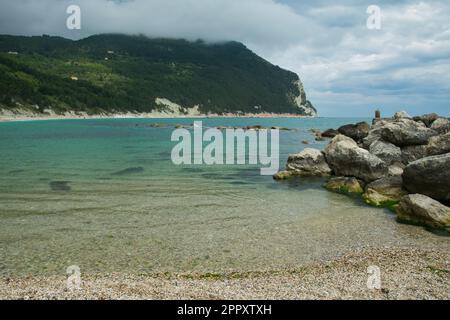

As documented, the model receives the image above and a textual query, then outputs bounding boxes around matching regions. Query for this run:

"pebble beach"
[1,247,448,300]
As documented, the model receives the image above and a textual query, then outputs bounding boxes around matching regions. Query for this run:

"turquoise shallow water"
[0,117,448,276]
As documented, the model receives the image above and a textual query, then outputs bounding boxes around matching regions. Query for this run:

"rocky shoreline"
[274,111,450,233]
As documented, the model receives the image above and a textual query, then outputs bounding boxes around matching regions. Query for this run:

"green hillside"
[0,34,316,115]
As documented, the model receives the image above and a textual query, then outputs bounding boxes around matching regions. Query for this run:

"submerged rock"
[49,181,71,192]
[396,194,450,231]
[363,176,407,207]
[369,140,402,165]
[324,135,388,182]
[273,170,295,180]
[112,167,145,176]
[402,153,450,203]
[338,122,370,142]
[148,123,169,128]
[325,177,364,194]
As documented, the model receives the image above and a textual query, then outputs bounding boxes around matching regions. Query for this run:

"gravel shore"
[1,247,448,300]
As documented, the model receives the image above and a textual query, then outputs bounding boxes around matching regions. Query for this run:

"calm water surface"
[0,117,448,276]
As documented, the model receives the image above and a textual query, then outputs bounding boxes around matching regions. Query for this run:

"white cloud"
[0,0,449,116]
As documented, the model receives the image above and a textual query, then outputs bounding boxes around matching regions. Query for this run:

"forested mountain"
[0,34,316,116]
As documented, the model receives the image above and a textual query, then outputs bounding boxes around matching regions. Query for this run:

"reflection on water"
[0,118,448,276]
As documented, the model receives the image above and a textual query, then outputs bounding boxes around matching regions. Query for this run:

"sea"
[0,117,448,276]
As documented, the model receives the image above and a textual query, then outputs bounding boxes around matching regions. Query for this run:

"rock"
[402,153,450,203]
[362,119,394,149]
[338,122,370,142]
[394,111,411,119]
[369,140,402,165]
[402,133,450,164]
[325,177,364,194]
[430,118,450,134]
[49,181,71,192]
[148,123,168,128]
[388,162,405,176]
[112,167,145,176]
[375,110,381,120]
[324,135,388,182]
[321,129,339,138]
[427,133,450,156]
[396,194,450,231]
[309,128,321,135]
[271,126,294,131]
[315,136,326,142]
[273,171,294,180]
[380,119,437,146]
[301,140,309,145]
[363,176,407,207]
[246,125,263,130]
[413,113,439,127]
[285,148,332,176]
[362,128,383,149]
[401,145,428,164]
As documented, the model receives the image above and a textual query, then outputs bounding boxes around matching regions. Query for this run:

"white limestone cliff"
[293,80,318,117]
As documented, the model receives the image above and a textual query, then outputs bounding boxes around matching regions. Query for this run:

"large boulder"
[338,122,370,142]
[394,111,411,119]
[380,119,437,147]
[325,177,364,194]
[362,119,393,149]
[369,140,402,165]
[427,132,450,156]
[401,145,428,164]
[321,128,339,138]
[285,148,332,176]
[396,194,450,231]
[273,148,331,180]
[413,113,439,127]
[401,133,450,164]
[362,128,383,149]
[402,153,450,203]
[324,135,388,182]
[363,176,407,207]
[430,118,450,134]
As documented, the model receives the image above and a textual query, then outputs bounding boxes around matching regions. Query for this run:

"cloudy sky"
[1,0,449,117]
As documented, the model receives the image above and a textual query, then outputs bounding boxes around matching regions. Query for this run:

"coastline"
[0,111,315,123]
[1,247,448,300]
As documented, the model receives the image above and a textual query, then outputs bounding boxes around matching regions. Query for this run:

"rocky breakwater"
[274,111,450,232]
